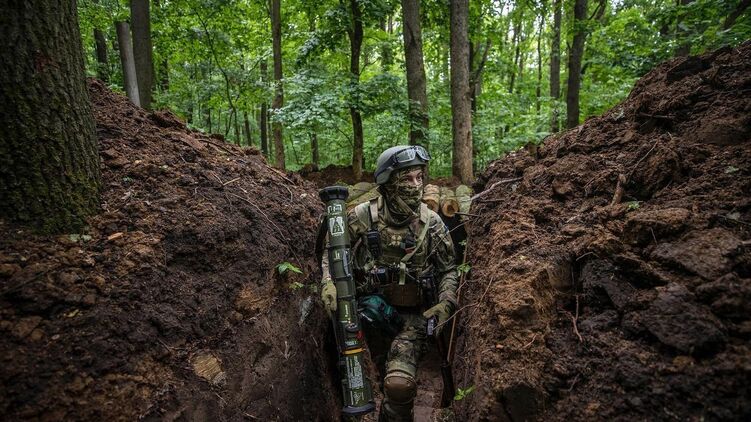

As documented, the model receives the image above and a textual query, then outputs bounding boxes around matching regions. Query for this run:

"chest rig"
[354,197,432,307]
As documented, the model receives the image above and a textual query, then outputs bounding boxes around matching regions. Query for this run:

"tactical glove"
[423,301,453,336]
[321,279,337,312]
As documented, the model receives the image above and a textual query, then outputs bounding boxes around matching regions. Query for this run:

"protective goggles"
[390,146,431,164]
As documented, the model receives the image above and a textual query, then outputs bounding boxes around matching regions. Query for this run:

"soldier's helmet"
[374,145,430,185]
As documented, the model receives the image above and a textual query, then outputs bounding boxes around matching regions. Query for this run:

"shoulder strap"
[397,210,431,285]
[368,197,379,230]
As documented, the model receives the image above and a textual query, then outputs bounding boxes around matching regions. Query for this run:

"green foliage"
[288,281,305,290]
[76,0,751,176]
[627,201,641,211]
[454,385,475,401]
[277,261,303,275]
[457,263,471,274]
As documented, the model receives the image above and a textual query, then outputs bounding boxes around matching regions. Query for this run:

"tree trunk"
[450,0,473,184]
[566,0,588,129]
[536,9,544,113]
[0,0,101,233]
[270,0,285,169]
[723,0,750,29]
[675,0,694,56]
[233,112,241,145]
[380,17,393,69]
[508,11,523,94]
[244,111,253,146]
[348,0,365,180]
[260,60,269,157]
[206,108,212,133]
[401,0,429,148]
[94,27,109,82]
[310,131,320,171]
[550,0,562,132]
[115,21,140,106]
[159,59,169,92]
[130,0,154,109]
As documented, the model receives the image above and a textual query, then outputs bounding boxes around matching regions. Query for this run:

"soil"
[455,42,751,421]
[0,80,341,421]
[300,164,374,188]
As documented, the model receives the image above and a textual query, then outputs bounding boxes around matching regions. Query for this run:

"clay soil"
[455,43,751,421]
[0,80,341,421]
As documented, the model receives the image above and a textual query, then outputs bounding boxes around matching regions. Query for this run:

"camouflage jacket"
[322,195,458,308]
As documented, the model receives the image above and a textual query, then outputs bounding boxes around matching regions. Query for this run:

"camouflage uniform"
[322,169,458,421]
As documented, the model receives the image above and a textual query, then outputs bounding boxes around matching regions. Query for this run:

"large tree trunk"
[550,0,562,132]
[348,0,365,180]
[130,0,154,109]
[450,0,473,184]
[566,0,588,129]
[260,60,269,157]
[115,21,141,106]
[401,0,429,147]
[270,0,285,169]
[0,0,100,233]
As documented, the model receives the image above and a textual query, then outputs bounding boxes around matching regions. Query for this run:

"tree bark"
[566,0,588,129]
[244,111,253,146]
[115,21,140,106]
[94,27,109,82]
[723,0,750,29]
[310,131,320,170]
[348,0,365,180]
[260,60,269,157]
[675,0,694,57]
[270,0,285,169]
[159,59,169,92]
[450,0,473,184]
[536,8,544,113]
[0,0,100,233]
[401,0,429,147]
[550,0,561,132]
[508,10,523,94]
[130,0,154,109]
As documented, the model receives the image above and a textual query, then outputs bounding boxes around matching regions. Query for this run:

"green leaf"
[277,262,303,275]
[288,281,305,290]
[457,263,471,274]
[626,201,641,211]
[454,385,475,401]
[725,166,739,174]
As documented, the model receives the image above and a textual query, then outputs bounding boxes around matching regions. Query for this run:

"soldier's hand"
[321,279,337,312]
[423,301,453,336]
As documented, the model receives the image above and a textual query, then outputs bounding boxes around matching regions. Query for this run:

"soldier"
[320,145,459,421]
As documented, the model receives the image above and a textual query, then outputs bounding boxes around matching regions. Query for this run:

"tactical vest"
[352,197,433,307]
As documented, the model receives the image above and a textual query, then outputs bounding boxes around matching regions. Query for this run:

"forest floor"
[0,42,749,421]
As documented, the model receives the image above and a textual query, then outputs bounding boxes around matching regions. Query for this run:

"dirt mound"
[0,80,339,421]
[456,43,751,421]
[300,164,373,188]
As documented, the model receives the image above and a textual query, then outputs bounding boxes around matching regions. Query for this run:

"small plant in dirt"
[626,201,641,211]
[454,385,475,401]
[288,281,305,290]
[276,261,303,275]
[457,263,471,274]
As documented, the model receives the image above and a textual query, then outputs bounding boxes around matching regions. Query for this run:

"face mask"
[383,168,424,214]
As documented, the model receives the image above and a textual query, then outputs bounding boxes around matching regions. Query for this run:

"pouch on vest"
[381,282,421,307]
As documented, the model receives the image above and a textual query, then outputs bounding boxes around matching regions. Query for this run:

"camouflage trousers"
[366,312,428,422]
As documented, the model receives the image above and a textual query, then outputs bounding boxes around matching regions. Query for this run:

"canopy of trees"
[77,0,751,177]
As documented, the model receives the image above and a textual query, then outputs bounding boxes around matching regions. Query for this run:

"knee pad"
[383,372,416,405]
